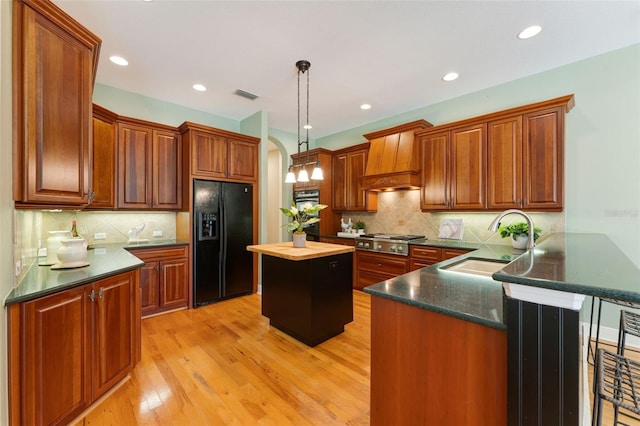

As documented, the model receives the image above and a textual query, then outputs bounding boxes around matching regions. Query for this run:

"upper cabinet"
[117,117,182,210]
[420,124,487,211]
[12,0,101,208]
[180,122,260,183]
[332,143,378,212]
[418,95,574,212]
[89,105,118,209]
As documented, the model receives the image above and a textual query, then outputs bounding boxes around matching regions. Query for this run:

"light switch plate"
[94,232,106,240]
[153,230,163,237]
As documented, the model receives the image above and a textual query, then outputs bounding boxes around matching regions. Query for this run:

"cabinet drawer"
[128,245,188,262]
[410,259,437,271]
[410,246,440,261]
[442,248,471,260]
[357,252,408,276]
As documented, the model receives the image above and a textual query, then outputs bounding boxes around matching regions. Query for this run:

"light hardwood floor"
[72,291,371,425]
[71,290,638,425]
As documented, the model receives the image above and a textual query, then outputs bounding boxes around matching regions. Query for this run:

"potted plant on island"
[281,201,328,247]
[498,222,542,250]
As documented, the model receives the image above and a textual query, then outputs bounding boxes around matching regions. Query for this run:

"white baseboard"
[581,321,640,350]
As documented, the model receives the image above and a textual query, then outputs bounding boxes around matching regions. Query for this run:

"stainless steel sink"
[440,258,508,277]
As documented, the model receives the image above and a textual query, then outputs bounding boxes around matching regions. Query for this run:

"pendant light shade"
[285,60,323,183]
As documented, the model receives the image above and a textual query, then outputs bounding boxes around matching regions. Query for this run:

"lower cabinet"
[129,245,189,316]
[409,246,472,271]
[355,251,409,291]
[8,270,140,426]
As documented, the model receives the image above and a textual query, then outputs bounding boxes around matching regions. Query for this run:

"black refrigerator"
[193,179,254,307]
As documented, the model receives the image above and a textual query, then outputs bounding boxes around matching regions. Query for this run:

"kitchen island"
[364,233,640,426]
[247,241,355,346]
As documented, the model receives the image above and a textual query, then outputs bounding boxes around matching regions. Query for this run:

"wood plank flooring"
[72,291,371,425]
[71,289,639,425]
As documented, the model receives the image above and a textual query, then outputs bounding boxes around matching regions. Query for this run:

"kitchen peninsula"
[364,233,640,425]
[247,241,355,346]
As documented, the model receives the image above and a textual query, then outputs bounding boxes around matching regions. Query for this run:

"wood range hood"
[361,120,433,191]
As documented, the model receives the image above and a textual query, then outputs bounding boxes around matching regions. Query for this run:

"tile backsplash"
[341,190,564,245]
[13,210,177,287]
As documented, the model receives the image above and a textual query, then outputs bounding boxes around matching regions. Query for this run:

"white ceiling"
[53,0,640,138]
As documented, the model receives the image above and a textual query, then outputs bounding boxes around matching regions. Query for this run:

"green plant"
[281,201,328,234]
[354,220,365,230]
[498,222,542,241]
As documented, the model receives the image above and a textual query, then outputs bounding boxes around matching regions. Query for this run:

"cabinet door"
[92,271,137,400]
[160,259,189,309]
[90,110,117,209]
[487,116,523,209]
[15,4,94,205]
[228,138,258,181]
[523,107,564,210]
[420,132,450,210]
[332,153,348,210]
[118,123,153,208]
[450,124,486,210]
[139,261,160,315]
[22,285,92,425]
[347,150,370,211]
[153,130,182,209]
[192,131,227,178]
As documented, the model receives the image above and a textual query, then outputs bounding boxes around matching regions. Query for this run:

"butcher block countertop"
[247,241,355,261]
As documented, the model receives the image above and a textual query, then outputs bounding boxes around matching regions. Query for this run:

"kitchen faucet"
[488,209,536,250]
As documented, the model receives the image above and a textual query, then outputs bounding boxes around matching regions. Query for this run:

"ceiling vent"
[233,89,259,100]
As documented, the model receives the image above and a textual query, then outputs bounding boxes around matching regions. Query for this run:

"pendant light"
[285,60,323,183]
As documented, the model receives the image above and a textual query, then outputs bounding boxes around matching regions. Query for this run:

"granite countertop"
[247,241,355,261]
[364,243,518,330]
[5,239,189,306]
[364,232,640,330]
[494,233,640,303]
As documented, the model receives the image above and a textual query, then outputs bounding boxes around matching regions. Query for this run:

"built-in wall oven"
[293,189,320,241]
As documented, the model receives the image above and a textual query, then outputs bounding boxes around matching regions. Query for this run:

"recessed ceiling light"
[360,104,372,110]
[109,56,128,66]
[442,72,459,82]
[192,84,207,92]
[518,25,542,40]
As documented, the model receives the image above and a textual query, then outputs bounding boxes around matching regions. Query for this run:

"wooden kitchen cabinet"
[355,251,409,290]
[117,118,182,210]
[419,94,573,213]
[419,124,487,211]
[487,107,565,210]
[12,0,101,207]
[332,143,378,211]
[8,270,139,426]
[180,122,259,183]
[89,104,118,209]
[409,245,472,271]
[130,245,189,316]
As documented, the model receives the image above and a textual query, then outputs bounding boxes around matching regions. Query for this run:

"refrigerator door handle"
[220,189,227,297]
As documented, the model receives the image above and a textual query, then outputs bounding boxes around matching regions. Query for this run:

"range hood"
[361,120,432,191]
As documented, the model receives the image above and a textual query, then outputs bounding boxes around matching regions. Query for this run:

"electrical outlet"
[153,230,163,237]
[15,261,21,276]
[94,232,106,240]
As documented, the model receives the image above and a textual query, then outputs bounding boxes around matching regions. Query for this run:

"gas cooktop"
[359,234,425,241]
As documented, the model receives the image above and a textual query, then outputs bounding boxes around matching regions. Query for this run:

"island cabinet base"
[370,295,507,426]
[506,297,580,426]
[261,253,353,346]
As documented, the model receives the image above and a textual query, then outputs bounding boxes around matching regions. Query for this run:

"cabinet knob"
[98,288,104,299]
[86,189,95,204]
[88,289,95,301]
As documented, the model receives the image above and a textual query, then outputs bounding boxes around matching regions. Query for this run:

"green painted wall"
[93,83,240,131]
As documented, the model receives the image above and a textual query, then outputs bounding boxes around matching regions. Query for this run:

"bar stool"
[618,310,640,356]
[588,297,640,366]
[592,348,640,426]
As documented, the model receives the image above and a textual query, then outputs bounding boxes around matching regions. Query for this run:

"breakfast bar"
[247,241,355,346]
[364,233,640,425]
